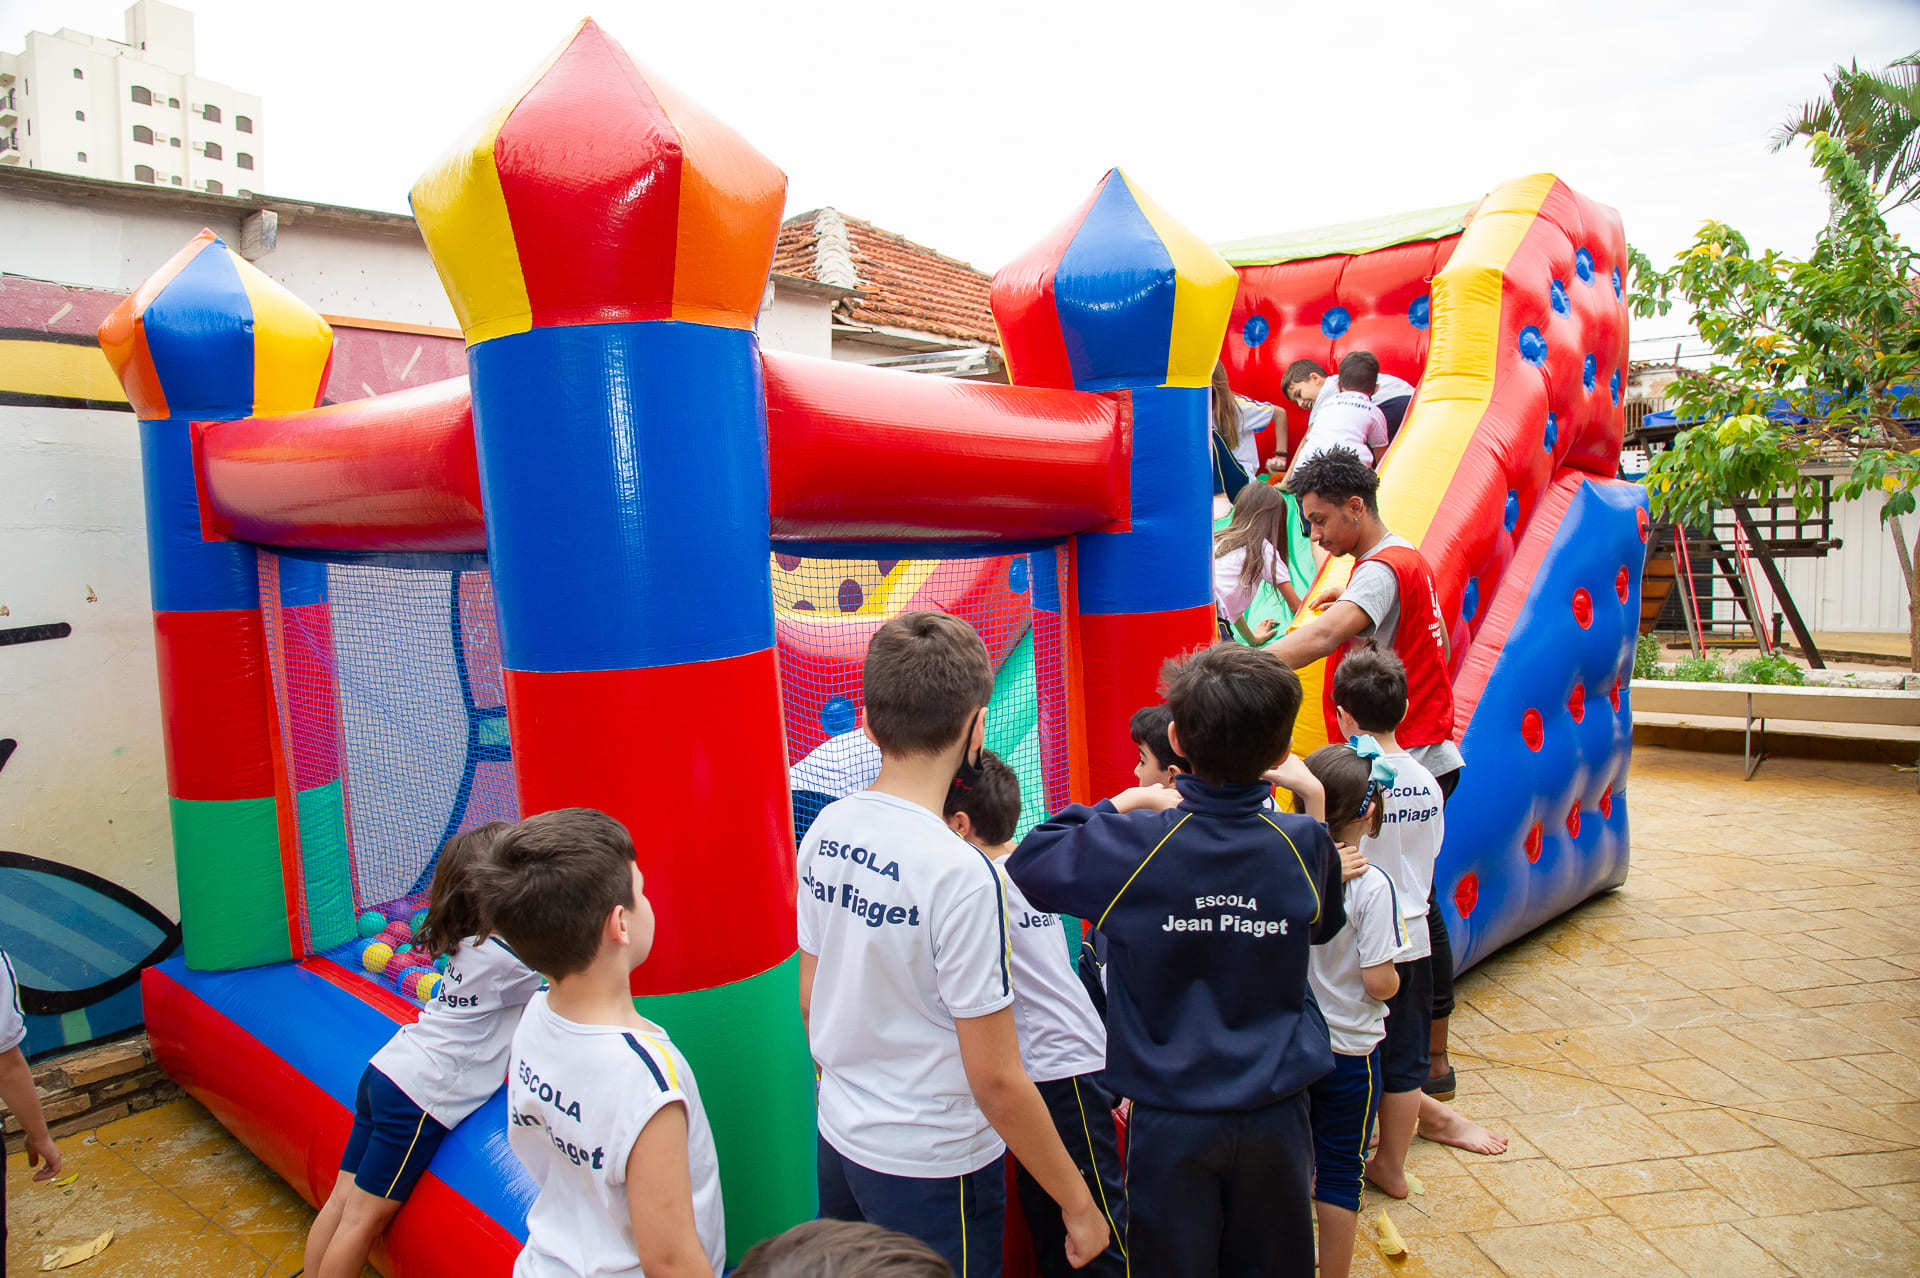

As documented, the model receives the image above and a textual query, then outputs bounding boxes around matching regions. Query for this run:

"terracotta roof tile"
[776,209,999,346]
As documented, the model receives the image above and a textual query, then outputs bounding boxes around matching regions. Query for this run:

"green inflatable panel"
[635,953,816,1263]
[168,795,291,971]
[293,780,356,952]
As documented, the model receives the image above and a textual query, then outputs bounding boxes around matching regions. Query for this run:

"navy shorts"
[1309,1049,1382,1212]
[818,1135,1005,1277]
[1382,956,1434,1093]
[341,1066,448,1201]
[1014,1074,1128,1277]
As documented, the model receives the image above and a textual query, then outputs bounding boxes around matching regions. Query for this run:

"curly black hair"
[1286,445,1379,514]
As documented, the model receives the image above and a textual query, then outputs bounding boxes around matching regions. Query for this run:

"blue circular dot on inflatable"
[1008,558,1029,594]
[1544,412,1559,451]
[1575,248,1595,283]
[1611,266,1623,298]
[1462,577,1480,620]
[1503,491,1519,532]
[1242,315,1269,347]
[1583,353,1597,391]
[1610,369,1622,404]
[1408,296,1430,329]
[821,695,858,736]
[1518,326,1547,365]
[1320,307,1351,339]
[1550,280,1569,315]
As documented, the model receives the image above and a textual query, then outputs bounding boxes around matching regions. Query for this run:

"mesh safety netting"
[253,545,1074,1004]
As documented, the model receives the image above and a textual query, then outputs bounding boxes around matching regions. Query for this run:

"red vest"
[1322,543,1456,750]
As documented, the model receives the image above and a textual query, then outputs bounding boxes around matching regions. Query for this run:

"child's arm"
[0,1046,60,1181]
[1361,961,1400,1002]
[955,1010,1110,1267]
[1265,756,1324,820]
[624,1102,713,1278]
[797,950,817,1038]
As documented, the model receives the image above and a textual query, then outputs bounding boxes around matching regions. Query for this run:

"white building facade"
[0,0,262,197]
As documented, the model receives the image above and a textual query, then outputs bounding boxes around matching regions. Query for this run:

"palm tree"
[1770,53,1920,211]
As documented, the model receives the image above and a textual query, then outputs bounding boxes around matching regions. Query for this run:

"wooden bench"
[1632,680,1920,784]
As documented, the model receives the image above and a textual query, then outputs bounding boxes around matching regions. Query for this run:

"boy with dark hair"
[1008,643,1347,1278]
[1275,446,1469,1102]
[482,808,725,1278]
[944,750,1126,1278]
[1335,351,1417,441]
[798,611,1108,1277]
[1128,703,1189,788]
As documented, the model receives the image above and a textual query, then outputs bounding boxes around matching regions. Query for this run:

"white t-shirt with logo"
[507,993,726,1278]
[1295,390,1390,469]
[789,729,881,800]
[0,951,25,1054]
[1307,866,1406,1055]
[1311,372,1417,419]
[1361,751,1445,959]
[797,790,1014,1177]
[1231,397,1277,477]
[370,935,545,1127]
[1001,869,1105,1083]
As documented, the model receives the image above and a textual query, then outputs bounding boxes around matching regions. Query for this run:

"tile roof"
[775,209,1000,347]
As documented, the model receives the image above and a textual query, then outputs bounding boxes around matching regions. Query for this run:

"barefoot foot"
[1417,1097,1508,1155]
[1364,1158,1410,1198]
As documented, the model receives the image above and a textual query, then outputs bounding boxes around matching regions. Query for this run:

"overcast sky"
[8,0,1917,348]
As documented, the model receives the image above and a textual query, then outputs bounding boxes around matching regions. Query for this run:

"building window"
[134,164,155,183]
[168,96,179,108]
[171,176,182,185]
[235,114,252,133]
[170,137,180,147]
[76,151,86,163]
[74,110,85,122]
[72,67,83,80]
[201,140,221,160]
[236,152,252,170]
[201,103,220,123]
[204,179,222,194]
[131,85,151,105]
[132,124,153,145]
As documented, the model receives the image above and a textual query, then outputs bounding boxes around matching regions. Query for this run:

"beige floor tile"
[1468,1217,1685,1278]
[1569,1158,1706,1199]
[1374,1170,1519,1235]
[1510,1105,1692,1169]
[1604,1186,1748,1229]
[1642,1222,1794,1276]
[1464,1157,1611,1225]
[1682,1145,1865,1217]
[1651,1107,1772,1155]
[1859,1179,1920,1218]
[1722,1015,1885,1060]
[1812,1147,1920,1187]
[1732,1204,1920,1276]
[1544,1026,1690,1071]
[1483,1067,1625,1116]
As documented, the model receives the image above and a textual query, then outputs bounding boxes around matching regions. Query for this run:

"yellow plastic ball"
[362,941,394,975]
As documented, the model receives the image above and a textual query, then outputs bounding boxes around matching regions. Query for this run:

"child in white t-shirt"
[1213,482,1306,645]
[1292,745,1405,1278]
[305,822,542,1278]
[483,808,726,1277]
[798,612,1108,1277]
[1292,394,1390,471]
[945,749,1126,1278]
[1,946,62,1239]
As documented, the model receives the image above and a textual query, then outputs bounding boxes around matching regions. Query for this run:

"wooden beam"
[1734,503,1824,669]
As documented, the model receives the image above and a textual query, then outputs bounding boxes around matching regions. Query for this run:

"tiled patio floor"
[9,745,1918,1275]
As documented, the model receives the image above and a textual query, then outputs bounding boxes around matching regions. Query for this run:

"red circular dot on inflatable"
[1453,872,1479,919]
[1600,785,1614,818]
[1615,565,1631,603]
[1572,588,1593,629]
[1566,803,1582,839]
[1609,678,1622,712]
[1525,822,1543,863]
[1636,507,1650,542]
[775,553,801,572]
[1568,684,1586,723]
[1522,708,1544,751]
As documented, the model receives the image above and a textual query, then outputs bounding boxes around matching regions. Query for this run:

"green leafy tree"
[1630,135,1920,669]
[1769,52,1920,212]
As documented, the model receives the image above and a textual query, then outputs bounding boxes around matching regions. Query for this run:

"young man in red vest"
[1268,448,1473,1103]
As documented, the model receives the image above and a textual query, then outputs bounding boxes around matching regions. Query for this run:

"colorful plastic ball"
[362,942,394,975]
[435,956,450,973]
[357,911,387,937]
[418,973,441,1001]
[410,909,429,934]
[383,920,413,942]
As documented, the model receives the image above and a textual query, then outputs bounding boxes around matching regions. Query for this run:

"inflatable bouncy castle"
[100,19,1640,1275]
[1219,191,1646,972]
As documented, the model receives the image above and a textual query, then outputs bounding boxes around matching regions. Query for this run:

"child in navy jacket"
[1007,643,1345,1278]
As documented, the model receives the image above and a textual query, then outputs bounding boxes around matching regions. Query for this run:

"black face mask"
[950,710,985,793]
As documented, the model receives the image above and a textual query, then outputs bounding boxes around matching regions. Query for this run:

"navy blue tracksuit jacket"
[1006,774,1345,1112]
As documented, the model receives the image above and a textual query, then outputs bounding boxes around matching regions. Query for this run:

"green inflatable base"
[635,952,815,1262]
[169,794,291,971]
